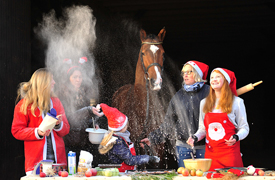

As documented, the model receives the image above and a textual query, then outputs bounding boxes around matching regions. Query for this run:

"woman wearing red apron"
[187,68,249,171]
[98,103,160,172]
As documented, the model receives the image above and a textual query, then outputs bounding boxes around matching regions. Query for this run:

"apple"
[39,172,46,178]
[182,168,189,176]
[90,168,97,176]
[61,171,69,177]
[85,170,92,177]
[190,169,196,176]
[258,170,265,176]
[196,169,204,177]
[97,169,104,176]
[58,171,62,176]
[177,167,185,174]
[104,169,113,177]
[113,168,119,176]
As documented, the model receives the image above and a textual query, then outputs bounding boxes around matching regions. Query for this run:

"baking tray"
[98,164,122,168]
[215,167,266,173]
[125,169,175,175]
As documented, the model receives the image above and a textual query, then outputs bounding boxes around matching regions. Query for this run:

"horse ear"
[140,29,147,42]
[158,27,166,42]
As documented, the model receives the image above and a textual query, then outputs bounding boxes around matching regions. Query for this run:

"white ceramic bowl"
[86,128,107,144]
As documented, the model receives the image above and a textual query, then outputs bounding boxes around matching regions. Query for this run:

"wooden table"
[21,175,131,180]
[21,174,275,180]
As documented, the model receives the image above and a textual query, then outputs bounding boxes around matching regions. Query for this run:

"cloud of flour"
[35,5,99,101]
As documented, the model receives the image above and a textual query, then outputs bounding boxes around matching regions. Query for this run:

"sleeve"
[112,139,150,166]
[194,99,206,141]
[52,98,70,137]
[58,92,93,131]
[234,98,249,140]
[11,101,42,141]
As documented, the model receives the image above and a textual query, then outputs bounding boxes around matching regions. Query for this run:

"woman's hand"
[38,129,50,137]
[140,138,151,148]
[225,136,236,146]
[186,137,195,147]
[91,106,104,117]
[56,115,62,125]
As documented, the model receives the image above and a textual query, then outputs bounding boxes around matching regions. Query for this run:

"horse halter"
[140,41,165,78]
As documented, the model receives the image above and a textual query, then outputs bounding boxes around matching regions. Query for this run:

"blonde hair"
[181,64,207,84]
[203,70,234,114]
[16,68,55,116]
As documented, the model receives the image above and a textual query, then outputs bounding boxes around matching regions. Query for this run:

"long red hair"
[203,70,234,114]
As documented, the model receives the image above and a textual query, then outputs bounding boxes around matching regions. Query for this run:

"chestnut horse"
[112,28,166,168]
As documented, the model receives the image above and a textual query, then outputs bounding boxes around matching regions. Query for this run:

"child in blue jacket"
[98,103,159,172]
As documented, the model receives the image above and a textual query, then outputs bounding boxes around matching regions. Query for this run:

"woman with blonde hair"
[11,68,70,175]
[141,61,209,168]
[187,68,249,171]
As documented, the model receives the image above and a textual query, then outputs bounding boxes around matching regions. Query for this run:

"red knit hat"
[183,61,209,81]
[212,67,238,96]
[100,103,128,131]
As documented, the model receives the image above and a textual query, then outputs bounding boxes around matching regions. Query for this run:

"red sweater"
[11,97,70,173]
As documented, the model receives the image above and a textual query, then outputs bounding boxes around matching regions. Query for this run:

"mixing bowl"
[183,158,212,172]
[86,128,107,144]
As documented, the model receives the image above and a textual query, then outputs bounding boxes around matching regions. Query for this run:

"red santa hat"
[100,103,128,131]
[212,67,238,96]
[183,61,209,81]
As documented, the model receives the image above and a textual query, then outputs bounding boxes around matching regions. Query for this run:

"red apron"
[204,112,243,171]
[114,135,137,172]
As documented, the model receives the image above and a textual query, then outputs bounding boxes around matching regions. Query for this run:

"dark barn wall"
[0,0,31,179]
[1,1,274,180]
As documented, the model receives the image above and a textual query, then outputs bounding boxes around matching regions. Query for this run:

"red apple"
[258,170,265,176]
[39,172,46,178]
[196,169,203,177]
[85,170,92,177]
[61,171,68,177]
[182,168,189,176]
[190,169,196,176]
[58,171,62,176]
[90,168,97,176]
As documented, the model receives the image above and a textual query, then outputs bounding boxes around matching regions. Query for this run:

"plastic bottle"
[68,151,76,175]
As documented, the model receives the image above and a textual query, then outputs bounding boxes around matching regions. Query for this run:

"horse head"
[139,28,166,91]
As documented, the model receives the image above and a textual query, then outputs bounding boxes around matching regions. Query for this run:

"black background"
[1,0,273,180]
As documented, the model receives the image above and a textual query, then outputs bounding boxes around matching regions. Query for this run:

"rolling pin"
[237,81,263,96]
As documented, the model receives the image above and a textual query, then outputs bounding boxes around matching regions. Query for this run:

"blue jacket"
[108,136,150,166]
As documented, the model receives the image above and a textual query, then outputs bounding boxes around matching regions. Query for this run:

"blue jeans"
[176,146,205,168]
